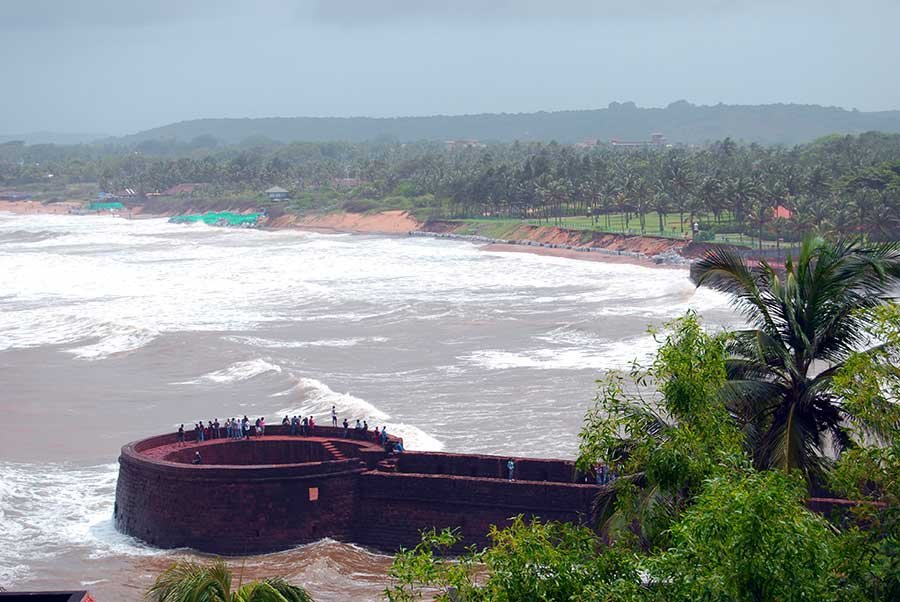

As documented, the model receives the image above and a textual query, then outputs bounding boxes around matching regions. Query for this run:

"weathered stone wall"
[393,451,581,482]
[354,471,598,552]
[115,442,364,555]
[115,431,601,555]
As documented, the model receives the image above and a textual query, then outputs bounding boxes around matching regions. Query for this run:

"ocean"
[0,212,735,600]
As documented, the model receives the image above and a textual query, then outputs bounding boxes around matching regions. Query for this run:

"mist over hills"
[0,131,109,145]
[109,102,900,147]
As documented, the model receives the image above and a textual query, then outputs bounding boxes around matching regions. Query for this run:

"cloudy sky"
[2,0,899,135]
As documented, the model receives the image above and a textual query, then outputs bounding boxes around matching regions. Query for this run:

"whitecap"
[272,377,444,451]
[0,462,163,585]
[226,335,388,349]
[175,359,282,385]
[462,335,658,372]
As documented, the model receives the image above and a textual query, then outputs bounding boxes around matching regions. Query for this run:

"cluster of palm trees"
[3,133,899,242]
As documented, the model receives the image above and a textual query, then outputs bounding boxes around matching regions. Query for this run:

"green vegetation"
[146,559,312,602]
[691,236,900,480]
[4,133,900,247]
[384,237,900,601]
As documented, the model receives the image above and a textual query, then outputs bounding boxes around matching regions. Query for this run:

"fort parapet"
[114,426,602,555]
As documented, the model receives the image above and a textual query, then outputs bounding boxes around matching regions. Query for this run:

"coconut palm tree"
[146,559,313,602]
[691,235,900,482]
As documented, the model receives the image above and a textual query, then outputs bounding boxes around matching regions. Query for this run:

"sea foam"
[273,377,444,451]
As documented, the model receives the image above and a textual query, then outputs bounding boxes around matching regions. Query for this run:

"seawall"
[115,426,603,555]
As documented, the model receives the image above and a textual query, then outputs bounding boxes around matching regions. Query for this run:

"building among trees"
[264,185,289,201]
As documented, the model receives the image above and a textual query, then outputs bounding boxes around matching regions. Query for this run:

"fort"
[114,426,603,555]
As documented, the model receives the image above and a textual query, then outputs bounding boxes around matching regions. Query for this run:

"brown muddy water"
[0,213,736,600]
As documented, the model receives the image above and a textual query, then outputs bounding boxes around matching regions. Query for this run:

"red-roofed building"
[774,205,793,220]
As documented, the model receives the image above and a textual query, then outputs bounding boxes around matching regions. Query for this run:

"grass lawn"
[441,212,733,239]
[438,212,801,251]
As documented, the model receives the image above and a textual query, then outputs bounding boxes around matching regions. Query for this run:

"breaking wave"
[176,359,283,384]
[226,335,389,349]
[0,462,162,586]
[462,334,659,372]
[272,377,444,451]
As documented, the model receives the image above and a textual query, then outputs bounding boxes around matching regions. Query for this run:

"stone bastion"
[114,425,603,555]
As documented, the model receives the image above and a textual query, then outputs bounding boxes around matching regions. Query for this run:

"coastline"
[1,201,690,268]
[479,242,687,269]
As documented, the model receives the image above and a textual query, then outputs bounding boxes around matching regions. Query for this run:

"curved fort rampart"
[115,426,602,555]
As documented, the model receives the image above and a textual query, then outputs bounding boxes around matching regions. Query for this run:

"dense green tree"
[690,235,900,481]
[384,313,879,601]
[4,133,900,242]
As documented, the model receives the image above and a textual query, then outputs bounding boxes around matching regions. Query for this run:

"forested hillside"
[113,101,900,146]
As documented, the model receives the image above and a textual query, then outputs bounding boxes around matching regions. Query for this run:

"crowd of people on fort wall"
[171,407,614,484]
[174,405,404,458]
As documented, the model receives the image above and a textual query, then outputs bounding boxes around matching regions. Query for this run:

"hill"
[114,101,900,146]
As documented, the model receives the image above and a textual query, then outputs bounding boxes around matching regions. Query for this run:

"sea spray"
[273,376,444,451]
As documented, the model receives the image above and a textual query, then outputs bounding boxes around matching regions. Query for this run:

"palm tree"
[146,559,313,602]
[691,235,900,482]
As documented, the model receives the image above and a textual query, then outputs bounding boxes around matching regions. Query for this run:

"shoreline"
[1,201,691,269]
[479,242,687,269]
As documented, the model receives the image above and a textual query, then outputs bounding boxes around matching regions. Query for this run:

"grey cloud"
[0,0,256,29]
[304,0,800,25]
[0,0,814,30]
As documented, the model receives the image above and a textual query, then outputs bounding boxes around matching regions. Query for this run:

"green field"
[435,213,798,250]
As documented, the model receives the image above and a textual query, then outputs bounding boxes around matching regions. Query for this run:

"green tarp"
[88,201,125,210]
[169,212,263,227]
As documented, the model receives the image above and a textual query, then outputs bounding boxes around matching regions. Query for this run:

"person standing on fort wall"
[177,424,184,444]
[331,405,337,427]
[507,459,515,481]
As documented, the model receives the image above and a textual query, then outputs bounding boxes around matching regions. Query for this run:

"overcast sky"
[2,0,899,135]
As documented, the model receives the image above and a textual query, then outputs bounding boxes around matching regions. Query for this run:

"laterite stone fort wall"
[115,426,602,555]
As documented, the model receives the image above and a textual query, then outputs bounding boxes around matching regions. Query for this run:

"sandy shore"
[0,202,688,268]
[480,243,686,269]
[0,200,83,214]
[268,209,421,234]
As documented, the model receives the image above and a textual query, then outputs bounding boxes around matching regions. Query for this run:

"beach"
[1,201,691,268]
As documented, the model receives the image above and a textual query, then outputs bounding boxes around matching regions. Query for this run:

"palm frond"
[145,560,230,602]
[232,580,312,602]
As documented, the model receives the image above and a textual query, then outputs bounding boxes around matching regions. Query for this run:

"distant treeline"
[5,101,900,149]
[2,132,900,241]
[106,101,900,146]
